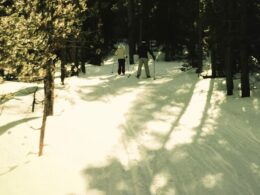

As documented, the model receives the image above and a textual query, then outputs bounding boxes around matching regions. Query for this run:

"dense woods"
[1,0,259,92]
[0,0,259,154]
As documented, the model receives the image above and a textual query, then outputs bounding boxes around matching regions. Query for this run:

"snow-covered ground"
[0,59,260,195]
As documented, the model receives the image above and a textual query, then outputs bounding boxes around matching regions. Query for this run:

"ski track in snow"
[0,61,260,195]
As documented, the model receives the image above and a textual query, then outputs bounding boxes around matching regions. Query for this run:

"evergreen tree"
[0,0,86,156]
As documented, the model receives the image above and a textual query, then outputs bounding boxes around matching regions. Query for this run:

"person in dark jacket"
[136,41,155,78]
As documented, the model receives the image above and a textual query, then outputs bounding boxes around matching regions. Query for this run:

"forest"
[0,1,260,153]
[1,1,260,194]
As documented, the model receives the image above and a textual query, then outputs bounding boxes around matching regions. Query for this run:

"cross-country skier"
[115,44,127,75]
[136,40,155,78]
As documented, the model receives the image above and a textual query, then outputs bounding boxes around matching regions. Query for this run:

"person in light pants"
[136,41,155,78]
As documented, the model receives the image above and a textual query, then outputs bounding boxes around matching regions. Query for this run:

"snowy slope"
[0,59,260,195]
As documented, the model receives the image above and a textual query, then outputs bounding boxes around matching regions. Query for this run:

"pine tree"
[0,0,86,156]
[37,0,86,156]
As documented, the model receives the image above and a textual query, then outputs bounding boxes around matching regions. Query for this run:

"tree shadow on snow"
[0,117,39,136]
[82,75,260,195]
[75,62,185,102]
[0,86,41,105]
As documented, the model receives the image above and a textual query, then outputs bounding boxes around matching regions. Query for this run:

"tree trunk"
[187,41,197,67]
[38,0,55,156]
[127,0,135,64]
[80,48,86,74]
[211,41,217,77]
[80,40,86,74]
[240,44,250,97]
[196,0,203,74]
[45,60,55,116]
[72,44,79,76]
[138,0,143,43]
[38,102,47,156]
[225,42,234,96]
[225,0,236,96]
[240,0,250,97]
[60,48,67,85]
[39,60,54,156]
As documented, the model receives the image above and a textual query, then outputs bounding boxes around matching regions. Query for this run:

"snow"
[0,59,260,195]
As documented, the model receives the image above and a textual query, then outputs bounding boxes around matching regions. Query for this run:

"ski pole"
[127,56,130,72]
[111,61,115,74]
[126,57,131,77]
[153,59,156,80]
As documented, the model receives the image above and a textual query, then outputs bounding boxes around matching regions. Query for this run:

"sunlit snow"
[0,59,260,195]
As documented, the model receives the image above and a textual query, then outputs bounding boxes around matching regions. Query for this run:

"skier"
[115,44,127,75]
[136,40,155,78]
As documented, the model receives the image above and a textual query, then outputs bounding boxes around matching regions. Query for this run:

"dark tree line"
[1,0,259,96]
[84,0,259,97]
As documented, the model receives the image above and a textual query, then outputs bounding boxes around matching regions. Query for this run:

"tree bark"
[240,44,250,97]
[240,0,250,97]
[75,46,79,75]
[211,50,218,77]
[60,48,67,85]
[38,102,47,156]
[39,60,54,156]
[225,44,234,95]
[39,1,55,156]
[127,0,135,64]
[138,0,143,43]
[45,60,55,116]
[224,0,236,96]
[80,40,86,74]
[196,0,203,74]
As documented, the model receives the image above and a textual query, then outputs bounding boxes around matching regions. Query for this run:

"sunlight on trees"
[0,0,87,156]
